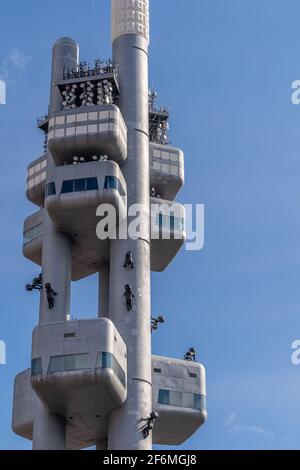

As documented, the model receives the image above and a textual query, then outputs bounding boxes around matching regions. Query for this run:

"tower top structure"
[112,0,150,44]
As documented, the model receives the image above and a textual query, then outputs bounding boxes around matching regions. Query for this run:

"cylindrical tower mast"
[32,37,79,450]
[108,0,152,450]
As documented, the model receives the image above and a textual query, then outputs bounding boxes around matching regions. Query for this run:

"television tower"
[12,0,207,450]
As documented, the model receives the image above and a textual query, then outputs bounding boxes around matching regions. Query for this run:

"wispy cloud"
[8,48,30,70]
[225,413,275,439]
[0,48,31,80]
[90,0,96,9]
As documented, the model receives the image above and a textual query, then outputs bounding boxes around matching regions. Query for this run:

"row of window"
[23,216,184,248]
[152,161,180,175]
[31,352,126,388]
[23,224,43,246]
[104,175,126,196]
[27,171,46,190]
[61,178,99,194]
[28,159,47,177]
[46,176,125,197]
[152,149,180,163]
[155,213,185,232]
[23,216,184,249]
[158,389,206,412]
[97,352,126,388]
[48,122,124,141]
[49,110,120,128]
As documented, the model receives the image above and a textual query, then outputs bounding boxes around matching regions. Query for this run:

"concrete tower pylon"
[108,0,152,450]
[32,37,79,450]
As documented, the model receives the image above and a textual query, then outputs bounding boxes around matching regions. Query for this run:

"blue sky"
[0,0,300,450]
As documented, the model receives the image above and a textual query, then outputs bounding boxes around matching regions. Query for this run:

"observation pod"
[27,141,185,208]
[26,155,48,207]
[152,356,207,446]
[31,318,127,448]
[150,143,185,201]
[150,198,186,272]
[47,105,127,166]
[23,209,44,267]
[45,159,127,232]
[12,317,127,449]
[12,369,33,442]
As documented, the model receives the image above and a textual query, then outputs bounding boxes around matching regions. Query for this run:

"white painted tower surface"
[112,0,150,44]
[12,0,207,451]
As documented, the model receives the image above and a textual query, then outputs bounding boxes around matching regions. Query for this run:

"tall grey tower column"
[32,37,79,450]
[108,0,152,450]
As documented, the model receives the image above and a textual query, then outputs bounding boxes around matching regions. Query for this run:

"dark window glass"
[31,358,42,377]
[23,224,43,245]
[111,177,118,190]
[158,389,206,411]
[86,177,99,191]
[46,182,56,196]
[104,176,111,189]
[96,351,126,388]
[48,354,89,373]
[74,178,86,192]
[104,176,118,191]
[158,389,170,405]
[154,368,161,374]
[48,356,63,373]
[61,180,74,194]
[159,213,163,228]
[194,394,206,411]
[104,176,126,195]
[99,351,112,369]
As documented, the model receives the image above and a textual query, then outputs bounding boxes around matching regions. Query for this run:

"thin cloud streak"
[225,413,275,439]
[0,48,31,80]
